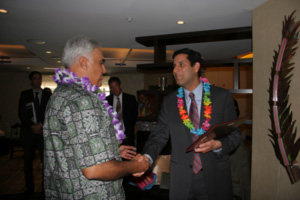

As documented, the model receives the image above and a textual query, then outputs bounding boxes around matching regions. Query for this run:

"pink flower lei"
[177,77,212,136]
[53,68,125,144]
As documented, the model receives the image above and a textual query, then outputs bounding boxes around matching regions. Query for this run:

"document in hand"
[186,116,248,152]
[25,102,37,124]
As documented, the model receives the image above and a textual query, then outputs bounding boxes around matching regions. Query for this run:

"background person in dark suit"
[136,48,241,200]
[18,71,51,198]
[106,77,138,148]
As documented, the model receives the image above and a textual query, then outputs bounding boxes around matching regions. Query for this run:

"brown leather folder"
[186,116,248,152]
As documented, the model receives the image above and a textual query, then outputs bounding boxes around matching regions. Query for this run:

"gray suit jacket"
[142,85,241,200]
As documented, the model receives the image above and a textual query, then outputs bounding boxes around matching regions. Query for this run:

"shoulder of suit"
[42,90,52,97]
[23,88,33,93]
[123,92,135,98]
[20,89,33,95]
[164,90,178,100]
[106,94,113,99]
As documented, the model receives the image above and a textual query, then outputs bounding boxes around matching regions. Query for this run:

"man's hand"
[82,154,150,181]
[31,124,42,134]
[119,145,137,160]
[194,139,222,153]
[132,154,149,177]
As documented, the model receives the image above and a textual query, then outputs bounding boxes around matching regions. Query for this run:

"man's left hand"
[194,140,222,153]
[119,145,137,160]
[31,124,42,134]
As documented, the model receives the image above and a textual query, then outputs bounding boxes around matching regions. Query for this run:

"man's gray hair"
[62,35,101,67]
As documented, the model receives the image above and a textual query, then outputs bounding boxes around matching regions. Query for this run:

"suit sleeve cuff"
[144,154,153,166]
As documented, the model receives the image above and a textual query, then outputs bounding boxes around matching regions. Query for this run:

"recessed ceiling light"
[51,56,60,60]
[57,60,62,63]
[126,17,133,23]
[46,51,52,54]
[26,67,31,70]
[26,39,46,45]
[177,20,185,25]
[0,9,8,14]
[44,67,56,70]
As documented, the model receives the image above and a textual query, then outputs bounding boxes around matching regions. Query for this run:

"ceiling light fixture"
[26,39,46,45]
[26,67,31,70]
[0,9,8,14]
[126,17,133,23]
[57,60,62,63]
[177,20,185,25]
[46,51,52,54]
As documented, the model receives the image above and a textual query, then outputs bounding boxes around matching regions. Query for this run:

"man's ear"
[193,62,200,73]
[79,56,88,70]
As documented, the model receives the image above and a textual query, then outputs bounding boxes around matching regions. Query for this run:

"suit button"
[189,165,193,168]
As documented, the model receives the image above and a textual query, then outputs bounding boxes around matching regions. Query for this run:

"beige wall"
[252,0,300,199]
[109,73,144,97]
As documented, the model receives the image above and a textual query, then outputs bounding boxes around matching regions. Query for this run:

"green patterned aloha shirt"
[43,83,124,200]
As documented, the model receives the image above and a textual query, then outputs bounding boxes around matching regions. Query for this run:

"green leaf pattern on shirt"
[43,84,124,200]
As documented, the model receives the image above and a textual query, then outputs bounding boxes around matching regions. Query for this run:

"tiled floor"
[0,148,43,195]
[0,147,43,199]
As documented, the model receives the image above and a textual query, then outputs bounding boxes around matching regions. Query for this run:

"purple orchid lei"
[53,68,125,144]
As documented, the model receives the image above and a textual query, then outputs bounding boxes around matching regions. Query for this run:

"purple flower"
[91,85,99,92]
[55,68,61,73]
[53,68,126,143]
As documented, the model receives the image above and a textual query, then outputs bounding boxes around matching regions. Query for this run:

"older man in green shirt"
[43,35,149,199]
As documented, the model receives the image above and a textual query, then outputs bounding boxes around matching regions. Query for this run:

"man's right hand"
[31,124,42,134]
[132,154,149,177]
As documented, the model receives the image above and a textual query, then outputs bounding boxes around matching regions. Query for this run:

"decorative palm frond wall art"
[268,10,300,184]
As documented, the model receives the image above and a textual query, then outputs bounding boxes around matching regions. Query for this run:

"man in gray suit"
[136,48,241,200]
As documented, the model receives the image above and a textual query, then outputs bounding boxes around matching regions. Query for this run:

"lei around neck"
[53,68,125,144]
[177,77,212,136]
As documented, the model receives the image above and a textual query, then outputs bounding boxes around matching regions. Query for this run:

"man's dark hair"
[29,71,42,80]
[108,77,121,85]
[172,48,204,77]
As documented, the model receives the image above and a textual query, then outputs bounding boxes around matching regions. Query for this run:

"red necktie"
[189,92,202,174]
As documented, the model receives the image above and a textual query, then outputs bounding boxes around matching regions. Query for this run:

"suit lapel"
[41,91,46,106]
[181,92,193,144]
[29,90,34,102]
[121,93,125,113]
[199,87,205,128]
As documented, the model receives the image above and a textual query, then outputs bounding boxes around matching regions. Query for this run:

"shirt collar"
[32,89,42,94]
[183,81,203,101]
[113,92,123,99]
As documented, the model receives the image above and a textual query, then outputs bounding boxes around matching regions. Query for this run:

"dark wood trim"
[137,58,253,72]
[136,26,252,47]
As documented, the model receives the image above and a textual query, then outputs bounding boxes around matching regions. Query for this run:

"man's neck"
[114,92,122,98]
[184,79,201,92]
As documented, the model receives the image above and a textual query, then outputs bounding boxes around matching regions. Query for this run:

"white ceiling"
[0,0,267,74]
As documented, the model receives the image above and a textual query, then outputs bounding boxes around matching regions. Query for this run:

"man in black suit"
[18,71,51,198]
[136,48,241,200]
[106,77,138,147]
